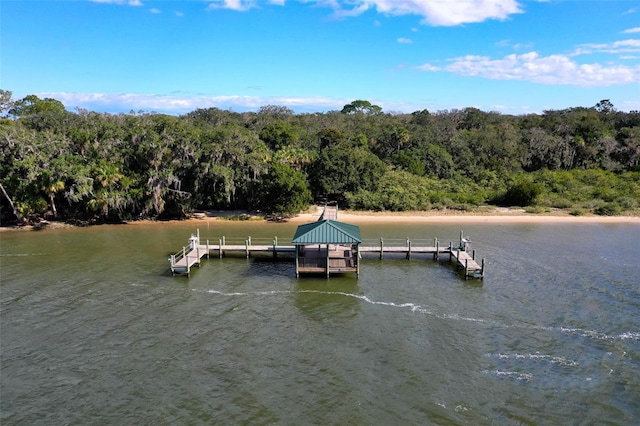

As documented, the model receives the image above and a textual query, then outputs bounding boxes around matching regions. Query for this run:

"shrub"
[595,203,622,216]
[501,180,542,206]
[549,197,573,209]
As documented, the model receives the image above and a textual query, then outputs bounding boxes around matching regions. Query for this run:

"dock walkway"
[169,230,484,279]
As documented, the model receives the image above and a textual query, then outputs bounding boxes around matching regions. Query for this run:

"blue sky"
[2,0,639,115]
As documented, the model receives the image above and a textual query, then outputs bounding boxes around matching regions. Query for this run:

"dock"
[169,230,484,280]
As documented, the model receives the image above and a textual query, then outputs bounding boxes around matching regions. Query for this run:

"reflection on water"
[1,221,639,424]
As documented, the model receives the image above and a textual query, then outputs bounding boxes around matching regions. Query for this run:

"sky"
[2,0,640,115]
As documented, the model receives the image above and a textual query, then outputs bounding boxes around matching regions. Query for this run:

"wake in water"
[0,253,51,257]
[195,288,639,345]
[488,352,579,366]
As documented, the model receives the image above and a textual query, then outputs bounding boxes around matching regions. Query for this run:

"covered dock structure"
[291,219,362,277]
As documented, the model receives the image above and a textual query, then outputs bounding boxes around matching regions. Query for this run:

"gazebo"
[291,219,362,277]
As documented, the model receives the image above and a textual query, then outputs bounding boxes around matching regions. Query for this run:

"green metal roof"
[292,219,362,245]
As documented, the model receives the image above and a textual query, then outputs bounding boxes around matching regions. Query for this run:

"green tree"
[259,121,298,151]
[0,90,13,118]
[500,179,542,206]
[341,100,382,115]
[9,95,70,132]
[309,141,387,203]
[255,162,311,216]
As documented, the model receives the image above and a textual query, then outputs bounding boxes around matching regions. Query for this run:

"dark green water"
[1,220,639,424]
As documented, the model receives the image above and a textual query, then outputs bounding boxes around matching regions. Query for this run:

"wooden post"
[295,245,299,278]
[245,239,249,258]
[459,230,463,249]
[434,240,439,260]
[472,249,476,260]
[196,244,200,267]
[406,239,412,260]
[380,238,384,260]
[356,245,360,278]
[273,237,277,259]
[449,242,453,263]
[481,258,485,278]
[326,243,330,278]
[219,238,223,258]
[464,258,469,279]
[183,246,188,277]
[197,228,200,245]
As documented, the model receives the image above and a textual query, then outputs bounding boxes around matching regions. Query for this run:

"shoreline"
[288,207,640,224]
[2,207,639,231]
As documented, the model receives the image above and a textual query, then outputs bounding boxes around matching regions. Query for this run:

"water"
[1,220,639,424]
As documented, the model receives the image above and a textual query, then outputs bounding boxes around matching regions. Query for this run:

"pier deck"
[449,248,484,279]
[169,231,485,280]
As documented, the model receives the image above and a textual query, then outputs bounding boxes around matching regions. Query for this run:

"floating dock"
[169,229,485,280]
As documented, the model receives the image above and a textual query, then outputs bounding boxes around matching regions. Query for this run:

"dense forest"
[1,90,639,225]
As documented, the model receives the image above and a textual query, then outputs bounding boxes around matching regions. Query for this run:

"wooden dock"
[169,230,485,280]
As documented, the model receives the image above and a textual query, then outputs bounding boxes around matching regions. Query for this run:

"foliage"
[341,100,382,115]
[1,94,639,225]
[499,178,542,207]
[254,162,312,215]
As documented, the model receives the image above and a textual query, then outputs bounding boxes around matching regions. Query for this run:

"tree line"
[1,91,639,225]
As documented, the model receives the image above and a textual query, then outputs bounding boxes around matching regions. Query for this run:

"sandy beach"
[286,207,640,224]
[2,206,639,232]
[193,205,640,225]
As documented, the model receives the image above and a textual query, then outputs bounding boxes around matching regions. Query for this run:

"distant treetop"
[341,100,382,115]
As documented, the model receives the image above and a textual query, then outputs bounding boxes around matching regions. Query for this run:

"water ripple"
[198,288,637,345]
[486,352,579,367]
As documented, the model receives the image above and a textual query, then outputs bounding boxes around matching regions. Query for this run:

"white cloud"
[320,0,522,26]
[419,51,640,87]
[94,0,520,25]
[397,37,413,44]
[206,0,285,11]
[417,63,440,71]
[40,92,351,114]
[623,27,640,34]
[91,0,143,6]
[206,0,253,11]
[495,39,533,51]
[572,39,640,56]
[150,8,161,14]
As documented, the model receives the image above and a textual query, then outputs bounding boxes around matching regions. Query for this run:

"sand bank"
[2,207,639,232]
[287,209,640,224]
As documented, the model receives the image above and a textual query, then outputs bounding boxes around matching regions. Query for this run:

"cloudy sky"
[3,0,639,115]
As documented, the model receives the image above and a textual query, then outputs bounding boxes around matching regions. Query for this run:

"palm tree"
[42,179,65,218]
